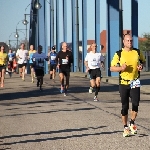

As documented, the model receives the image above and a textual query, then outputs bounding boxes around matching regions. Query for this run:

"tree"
[139,33,150,51]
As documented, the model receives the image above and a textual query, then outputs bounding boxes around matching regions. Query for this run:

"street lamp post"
[22,13,37,49]
[8,31,24,49]
[35,0,42,10]
[22,14,29,49]
[8,40,19,49]
[22,1,42,49]
[15,20,27,49]
[15,28,26,49]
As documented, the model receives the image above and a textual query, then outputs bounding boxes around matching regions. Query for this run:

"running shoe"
[64,88,67,96]
[89,87,93,94]
[94,96,98,101]
[129,124,137,134]
[123,127,130,137]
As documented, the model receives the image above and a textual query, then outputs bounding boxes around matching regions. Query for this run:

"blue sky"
[0,0,150,47]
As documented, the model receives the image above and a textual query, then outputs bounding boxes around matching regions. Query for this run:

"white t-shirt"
[16,49,28,64]
[85,52,104,69]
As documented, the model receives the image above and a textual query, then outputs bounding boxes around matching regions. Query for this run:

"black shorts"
[18,63,27,68]
[50,64,56,71]
[89,68,101,79]
[59,68,70,77]
[8,61,13,68]
[35,68,44,77]
[119,84,140,108]
[30,63,34,68]
[0,65,6,72]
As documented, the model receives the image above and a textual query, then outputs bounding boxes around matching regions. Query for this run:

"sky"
[0,0,150,48]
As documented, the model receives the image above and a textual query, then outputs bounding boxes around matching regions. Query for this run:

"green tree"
[139,33,150,51]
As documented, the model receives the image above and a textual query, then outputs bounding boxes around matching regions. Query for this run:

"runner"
[56,42,73,96]
[32,45,48,91]
[48,46,57,82]
[29,45,36,83]
[16,43,28,81]
[110,34,146,137]
[84,43,104,101]
[7,49,15,77]
[0,45,8,87]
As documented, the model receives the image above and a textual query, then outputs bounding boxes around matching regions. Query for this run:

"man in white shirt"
[32,45,48,91]
[84,43,104,101]
[16,43,28,81]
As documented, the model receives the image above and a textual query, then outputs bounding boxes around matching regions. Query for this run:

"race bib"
[62,59,68,64]
[91,61,97,66]
[9,57,13,61]
[130,79,141,89]
[32,58,35,61]
[51,56,56,60]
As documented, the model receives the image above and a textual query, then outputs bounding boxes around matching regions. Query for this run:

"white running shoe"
[89,87,93,94]
[94,96,98,101]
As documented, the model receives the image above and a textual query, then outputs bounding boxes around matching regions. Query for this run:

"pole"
[26,23,28,49]
[51,0,54,47]
[17,37,18,49]
[56,0,60,52]
[9,40,10,47]
[49,0,51,49]
[119,0,123,49]
[16,29,18,49]
[76,0,79,71]
[131,0,138,48]
[95,0,100,52]
[82,0,87,72]
[63,0,67,42]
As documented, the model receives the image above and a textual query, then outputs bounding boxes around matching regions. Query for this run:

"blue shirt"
[29,50,36,63]
[8,53,15,61]
[32,52,47,69]
[50,52,57,65]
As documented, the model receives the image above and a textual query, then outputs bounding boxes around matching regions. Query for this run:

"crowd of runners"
[0,34,146,137]
[0,42,74,94]
[0,42,103,96]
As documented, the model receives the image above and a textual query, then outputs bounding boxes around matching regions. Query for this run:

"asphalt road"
[0,74,149,150]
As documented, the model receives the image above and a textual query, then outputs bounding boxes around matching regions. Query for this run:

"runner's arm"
[45,55,49,61]
[84,54,90,70]
[110,53,123,72]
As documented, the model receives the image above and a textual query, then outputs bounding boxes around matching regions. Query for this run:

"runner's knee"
[121,105,129,116]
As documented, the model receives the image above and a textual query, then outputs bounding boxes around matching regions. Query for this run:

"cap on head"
[52,46,55,50]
